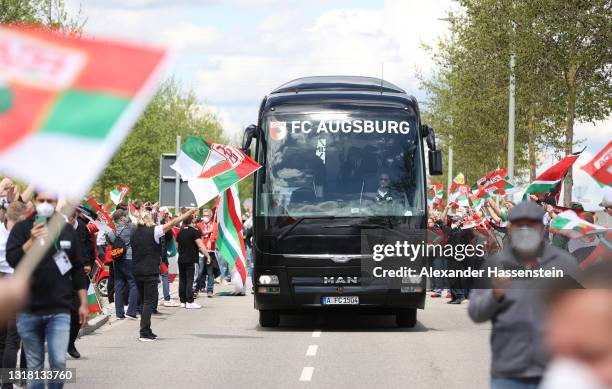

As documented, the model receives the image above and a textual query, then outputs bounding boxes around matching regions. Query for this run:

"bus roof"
[264,76,419,113]
[271,76,406,94]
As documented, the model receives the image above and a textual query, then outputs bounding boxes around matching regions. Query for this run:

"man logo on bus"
[269,121,287,141]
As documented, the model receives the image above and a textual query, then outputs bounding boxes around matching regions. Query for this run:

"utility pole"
[447,136,453,193]
[174,135,181,212]
[48,0,53,24]
[507,21,516,181]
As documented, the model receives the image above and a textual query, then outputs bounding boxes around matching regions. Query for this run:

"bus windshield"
[258,109,425,218]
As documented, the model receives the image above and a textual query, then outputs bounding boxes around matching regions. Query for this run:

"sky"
[64,0,611,210]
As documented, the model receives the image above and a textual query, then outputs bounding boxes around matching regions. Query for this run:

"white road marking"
[312,330,321,338]
[306,345,318,356]
[299,367,314,382]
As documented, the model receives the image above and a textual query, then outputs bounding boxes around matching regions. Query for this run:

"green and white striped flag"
[171,136,260,206]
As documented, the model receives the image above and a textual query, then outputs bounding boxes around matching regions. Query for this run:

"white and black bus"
[242,76,443,327]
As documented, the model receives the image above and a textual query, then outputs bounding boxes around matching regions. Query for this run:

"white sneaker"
[180,303,186,308]
[185,302,201,309]
[163,300,180,307]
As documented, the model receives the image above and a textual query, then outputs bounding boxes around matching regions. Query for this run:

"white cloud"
[65,0,611,205]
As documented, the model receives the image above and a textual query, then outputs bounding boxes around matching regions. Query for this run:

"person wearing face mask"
[468,201,579,389]
[197,209,220,298]
[6,192,88,388]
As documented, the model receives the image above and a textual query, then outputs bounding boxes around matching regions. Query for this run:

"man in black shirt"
[6,192,88,387]
[66,208,95,359]
[177,213,210,309]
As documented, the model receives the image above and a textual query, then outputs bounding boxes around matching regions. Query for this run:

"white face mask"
[509,226,542,255]
[203,216,210,223]
[540,358,607,389]
[35,202,55,218]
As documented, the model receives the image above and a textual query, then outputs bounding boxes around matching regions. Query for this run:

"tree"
[0,0,84,31]
[421,0,611,204]
[516,0,612,205]
[93,79,226,202]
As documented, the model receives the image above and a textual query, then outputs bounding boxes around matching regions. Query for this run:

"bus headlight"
[258,275,279,286]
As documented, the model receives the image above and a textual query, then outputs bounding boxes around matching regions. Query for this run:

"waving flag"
[549,210,609,239]
[449,173,470,208]
[524,151,583,203]
[109,185,130,205]
[87,283,101,314]
[473,169,514,198]
[580,141,612,187]
[0,25,168,198]
[216,185,248,293]
[427,183,444,209]
[85,197,116,233]
[171,136,261,206]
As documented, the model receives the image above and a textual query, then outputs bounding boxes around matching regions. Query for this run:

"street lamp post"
[507,21,516,181]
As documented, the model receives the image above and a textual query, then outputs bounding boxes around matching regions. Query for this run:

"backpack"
[110,227,129,261]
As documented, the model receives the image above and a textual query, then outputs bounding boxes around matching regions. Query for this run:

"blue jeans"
[432,257,447,293]
[114,260,139,317]
[491,377,540,389]
[195,254,206,290]
[16,313,70,389]
[219,255,230,280]
[161,271,170,301]
[245,247,252,276]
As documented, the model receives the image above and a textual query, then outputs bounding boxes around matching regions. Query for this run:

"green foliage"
[0,0,85,31]
[421,0,612,196]
[92,78,226,202]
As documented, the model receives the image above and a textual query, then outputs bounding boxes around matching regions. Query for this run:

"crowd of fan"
[0,178,254,388]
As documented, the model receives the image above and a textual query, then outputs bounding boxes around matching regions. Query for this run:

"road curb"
[79,314,110,336]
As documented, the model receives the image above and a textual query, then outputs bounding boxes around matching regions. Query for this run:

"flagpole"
[175,135,181,213]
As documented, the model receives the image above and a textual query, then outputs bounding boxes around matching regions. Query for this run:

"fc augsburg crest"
[0,82,12,114]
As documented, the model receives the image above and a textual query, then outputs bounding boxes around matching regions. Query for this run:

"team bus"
[241,76,443,327]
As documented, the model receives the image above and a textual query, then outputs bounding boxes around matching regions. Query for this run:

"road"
[67,286,491,389]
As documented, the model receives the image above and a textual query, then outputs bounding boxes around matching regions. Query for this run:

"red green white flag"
[86,197,116,233]
[87,283,101,314]
[549,210,609,240]
[128,203,138,223]
[427,183,443,209]
[171,136,261,206]
[109,185,130,205]
[449,173,470,208]
[216,185,248,293]
[473,169,514,198]
[580,140,612,187]
[523,151,582,203]
[0,25,168,198]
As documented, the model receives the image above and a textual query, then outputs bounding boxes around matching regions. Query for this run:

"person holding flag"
[176,211,210,309]
[197,208,220,298]
[6,191,89,387]
[130,208,198,341]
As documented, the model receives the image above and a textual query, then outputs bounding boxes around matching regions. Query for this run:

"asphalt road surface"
[67,287,491,389]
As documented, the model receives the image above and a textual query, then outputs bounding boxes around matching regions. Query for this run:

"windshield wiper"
[277,216,336,240]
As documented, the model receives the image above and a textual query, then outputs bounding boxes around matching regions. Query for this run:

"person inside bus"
[375,173,397,203]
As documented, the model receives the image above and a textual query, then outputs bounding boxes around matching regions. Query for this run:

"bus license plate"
[322,296,359,305]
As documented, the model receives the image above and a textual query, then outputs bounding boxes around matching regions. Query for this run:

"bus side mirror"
[423,125,443,175]
[429,149,443,175]
[242,124,258,156]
